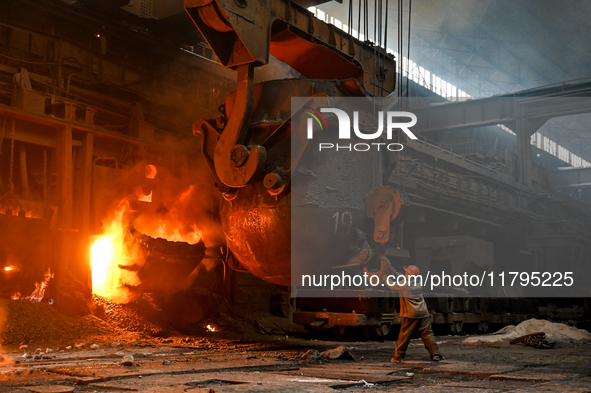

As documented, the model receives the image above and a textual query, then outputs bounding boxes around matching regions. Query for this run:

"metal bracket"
[213,64,266,187]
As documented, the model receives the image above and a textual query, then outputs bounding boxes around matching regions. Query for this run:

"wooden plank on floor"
[423,361,521,375]
[49,360,286,383]
[19,387,75,393]
[488,371,578,382]
[284,363,403,374]
[280,368,411,383]
[208,384,336,393]
[504,387,589,393]
[139,387,208,393]
[89,371,359,391]
[436,380,535,390]
[388,388,495,393]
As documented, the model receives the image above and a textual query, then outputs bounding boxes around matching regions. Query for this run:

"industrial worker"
[367,261,444,362]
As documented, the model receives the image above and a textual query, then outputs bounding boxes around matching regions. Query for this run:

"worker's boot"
[431,354,445,361]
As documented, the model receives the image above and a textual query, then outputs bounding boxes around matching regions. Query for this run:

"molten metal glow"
[145,164,157,179]
[138,191,153,202]
[91,184,208,302]
[91,237,115,294]
[4,266,13,272]
[90,205,138,303]
[133,185,203,245]
[144,221,202,244]
[205,324,216,332]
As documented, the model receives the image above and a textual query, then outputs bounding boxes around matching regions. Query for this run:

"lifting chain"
[8,118,15,193]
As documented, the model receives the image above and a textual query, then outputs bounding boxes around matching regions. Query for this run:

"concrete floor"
[1,334,590,392]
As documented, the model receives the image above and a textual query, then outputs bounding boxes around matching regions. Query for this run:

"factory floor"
[1,333,590,392]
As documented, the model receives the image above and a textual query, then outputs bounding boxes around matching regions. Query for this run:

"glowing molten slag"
[91,237,115,294]
[145,164,157,179]
[90,205,137,303]
[90,190,205,303]
[138,191,153,202]
[205,324,216,332]
[145,221,202,245]
[131,185,204,245]
[4,266,13,272]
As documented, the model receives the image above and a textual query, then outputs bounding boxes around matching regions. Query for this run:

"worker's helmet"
[404,265,420,276]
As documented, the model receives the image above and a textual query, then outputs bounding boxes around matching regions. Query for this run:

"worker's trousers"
[394,316,440,360]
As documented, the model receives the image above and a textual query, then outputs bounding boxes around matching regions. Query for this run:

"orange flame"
[91,183,211,302]
[91,236,115,292]
[132,185,203,245]
[136,219,202,245]
[22,268,54,303]
[90,204,140,303]
[4,266,13,272]
[205,324,216,332]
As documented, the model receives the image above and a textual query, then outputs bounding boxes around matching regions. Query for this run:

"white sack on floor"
[463,318,591,344]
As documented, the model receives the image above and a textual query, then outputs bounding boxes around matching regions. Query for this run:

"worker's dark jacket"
[386,274,429,318]
[385,272,440,360]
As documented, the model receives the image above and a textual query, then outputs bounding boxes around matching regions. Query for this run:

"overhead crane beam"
[410,79,591,186]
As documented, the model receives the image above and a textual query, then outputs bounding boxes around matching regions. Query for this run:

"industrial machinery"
[182,0,426,336]
[186,0,397,285]
[0,0,589,336]
[183,0,590,336]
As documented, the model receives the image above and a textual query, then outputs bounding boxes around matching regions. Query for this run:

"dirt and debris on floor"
[0,299,125,347]
[0,333,590,392]
[0,298,590,392]
[91,295,178,339]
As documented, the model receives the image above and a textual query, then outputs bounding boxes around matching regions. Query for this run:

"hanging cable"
[365,0,369,40]
[357,0,362,38]
[373,0,384,97]
[348,0,353,35]
[374,0,378,44]
[396,0,403,191]
[406,0,412,98]
[401,0,412,193]
[373,0,378,96]
[400,0,402,99]
[383,0,389,53]
[381,0,389,96]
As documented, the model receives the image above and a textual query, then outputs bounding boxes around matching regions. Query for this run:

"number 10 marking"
[333,211,353,235]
